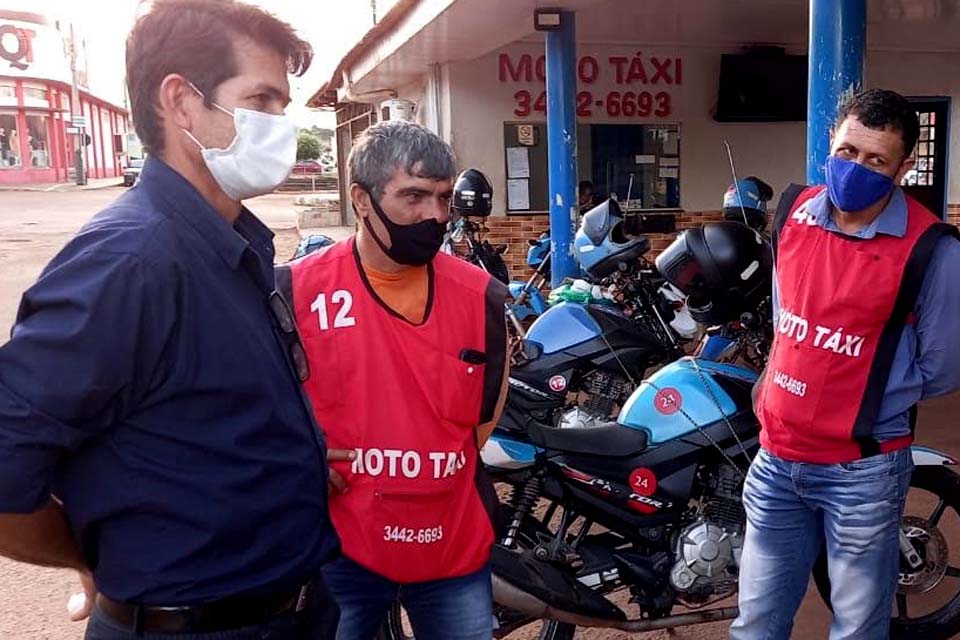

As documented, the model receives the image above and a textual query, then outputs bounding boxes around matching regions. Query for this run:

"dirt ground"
[0,187,956,639]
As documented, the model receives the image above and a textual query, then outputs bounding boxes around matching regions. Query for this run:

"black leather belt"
[96,580,315,634]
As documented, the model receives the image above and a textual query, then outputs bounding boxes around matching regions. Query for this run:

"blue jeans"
[322,557,492,640]
[84,580,339,640]
[731,447,913,640]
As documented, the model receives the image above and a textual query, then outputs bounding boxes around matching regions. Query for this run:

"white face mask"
[183,84,298,201]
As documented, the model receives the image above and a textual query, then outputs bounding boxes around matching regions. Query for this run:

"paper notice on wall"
[635,154,656,165]
[507,178,530,210]
[659,168,679,179]
[662,134,679,156]
[506,147,530,178]
[659,157,679,168]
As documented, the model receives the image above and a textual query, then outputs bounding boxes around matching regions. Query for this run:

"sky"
[15,0,397,129]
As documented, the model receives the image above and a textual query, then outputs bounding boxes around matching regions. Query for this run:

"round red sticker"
[549,375,567,392]
[654,387,682,415]
[629,468,657,497]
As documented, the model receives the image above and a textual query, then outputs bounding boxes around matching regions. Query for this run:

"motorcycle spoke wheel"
[890,466,960,640]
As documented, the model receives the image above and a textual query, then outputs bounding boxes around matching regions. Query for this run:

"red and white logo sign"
[654,387,682,415]
[0,25,36,71]
[629,467,658,497]
[548,375,567,392]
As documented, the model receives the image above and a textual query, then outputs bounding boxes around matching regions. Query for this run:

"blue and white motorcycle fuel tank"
[524,302,603,355]
[617,358,758,444]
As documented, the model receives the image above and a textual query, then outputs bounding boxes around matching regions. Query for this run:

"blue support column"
[807,0,866,183]
[545,11,578,287]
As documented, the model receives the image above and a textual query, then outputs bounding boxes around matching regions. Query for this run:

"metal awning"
[309,0,960,108]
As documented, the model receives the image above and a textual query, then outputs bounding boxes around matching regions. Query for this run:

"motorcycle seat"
[526,421,648,456]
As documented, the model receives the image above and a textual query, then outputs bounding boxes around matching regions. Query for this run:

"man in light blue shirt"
[733,88,960,640]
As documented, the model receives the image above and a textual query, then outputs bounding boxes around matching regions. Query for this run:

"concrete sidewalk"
[0,176,123,193]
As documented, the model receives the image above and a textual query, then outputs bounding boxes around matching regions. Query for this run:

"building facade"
[0,9,129,185]
[312,0,960,275]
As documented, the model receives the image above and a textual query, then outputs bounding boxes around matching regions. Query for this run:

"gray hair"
[348,120,457,199]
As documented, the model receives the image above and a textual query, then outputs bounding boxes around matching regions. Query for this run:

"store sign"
[498,52,682,119]
[0,20,72,85]
[0,24,36,71]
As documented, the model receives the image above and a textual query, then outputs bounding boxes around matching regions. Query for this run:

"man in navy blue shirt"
[0,1,346,638]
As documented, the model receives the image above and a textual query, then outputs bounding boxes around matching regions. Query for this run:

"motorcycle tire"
[812,465,960,640]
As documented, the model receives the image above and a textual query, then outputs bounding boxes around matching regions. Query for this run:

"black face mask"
[363,192,446,266]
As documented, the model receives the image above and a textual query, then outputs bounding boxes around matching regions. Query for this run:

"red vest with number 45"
[756,185,958,464]
[277,238,507,583]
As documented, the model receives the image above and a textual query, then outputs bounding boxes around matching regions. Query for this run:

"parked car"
[123,158,145,186]
[292,159,323,175]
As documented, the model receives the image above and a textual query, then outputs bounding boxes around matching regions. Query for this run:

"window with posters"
[25,114,50,168]
[499,50,682,219]
[503,122,680,215]
[586,123,680,211]
[0,113,20,168]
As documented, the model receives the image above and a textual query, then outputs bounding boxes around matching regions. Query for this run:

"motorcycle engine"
[557,370,632,428]
[669,464,746,603]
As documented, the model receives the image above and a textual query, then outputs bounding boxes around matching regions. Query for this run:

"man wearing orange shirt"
[278,121,508,640]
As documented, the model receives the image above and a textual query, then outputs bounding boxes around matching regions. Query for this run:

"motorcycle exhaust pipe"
[493,575,739,632]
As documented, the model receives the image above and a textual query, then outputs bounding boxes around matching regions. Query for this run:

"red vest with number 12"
[279,238,507,583]
[756,185,956,464]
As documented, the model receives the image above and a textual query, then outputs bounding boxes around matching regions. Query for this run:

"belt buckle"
[295,584,309,612]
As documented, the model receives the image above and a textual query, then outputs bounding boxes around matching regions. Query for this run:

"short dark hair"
[835,88,920,159]
[579,180,594,192]
[126,0,312,157]
[348,121,457,199]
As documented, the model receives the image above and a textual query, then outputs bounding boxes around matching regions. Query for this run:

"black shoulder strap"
[772,183,807,259]
[480,277,509,425]
[853,222,960,456]
[275,263,293,306]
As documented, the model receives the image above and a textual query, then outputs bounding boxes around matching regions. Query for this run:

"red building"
[0,10,129,185]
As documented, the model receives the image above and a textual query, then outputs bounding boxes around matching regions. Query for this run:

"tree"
[297,131,322,161]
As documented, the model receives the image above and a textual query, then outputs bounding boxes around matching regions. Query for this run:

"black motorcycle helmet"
[722,176,774,232]
[451,168,493,217]
[655,221,772,325]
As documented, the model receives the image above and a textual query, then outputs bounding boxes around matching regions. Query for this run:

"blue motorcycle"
[506,232,550,324]
[480,220,960,640]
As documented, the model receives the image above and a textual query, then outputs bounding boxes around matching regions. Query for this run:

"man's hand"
[67,570,97,622]
[327,449,356,494]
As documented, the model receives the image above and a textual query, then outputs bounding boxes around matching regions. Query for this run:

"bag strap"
[772,183,807,259]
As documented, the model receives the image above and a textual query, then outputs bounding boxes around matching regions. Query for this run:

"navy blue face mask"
[825,156,896,213]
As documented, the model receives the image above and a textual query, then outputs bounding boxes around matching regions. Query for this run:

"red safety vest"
[756,185,956,464]
[278,238,507,583]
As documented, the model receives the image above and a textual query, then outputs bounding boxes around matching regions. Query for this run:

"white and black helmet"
[655,221,772,325]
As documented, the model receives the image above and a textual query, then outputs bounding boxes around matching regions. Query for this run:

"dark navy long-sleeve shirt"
[0,158,339,605]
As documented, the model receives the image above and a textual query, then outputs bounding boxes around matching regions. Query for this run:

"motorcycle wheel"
[812,465,960,640]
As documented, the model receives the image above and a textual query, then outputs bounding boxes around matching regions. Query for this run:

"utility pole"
[68,22,86,185]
